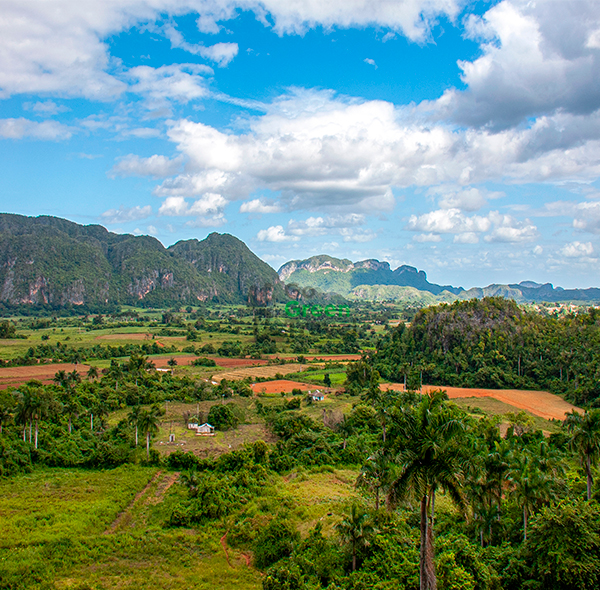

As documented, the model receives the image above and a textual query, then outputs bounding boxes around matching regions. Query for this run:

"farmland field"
[381,383,581,421]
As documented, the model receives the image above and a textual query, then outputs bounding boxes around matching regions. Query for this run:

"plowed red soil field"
[251,380,317,394]
[266,354,361,362]
[151,356,269,368]
[0,363,91,389]
[381,383,580,421]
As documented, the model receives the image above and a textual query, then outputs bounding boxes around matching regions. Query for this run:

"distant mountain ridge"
[0,214,282,307]
[278,255,600,303]
[1,214,599,308]
[279,255,462,297]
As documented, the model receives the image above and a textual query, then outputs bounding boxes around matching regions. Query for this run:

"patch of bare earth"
[215,363,307,382]
[380,383,581,421]
[251,379,317,394]
[95,333,152,341]
[0,363,91,389]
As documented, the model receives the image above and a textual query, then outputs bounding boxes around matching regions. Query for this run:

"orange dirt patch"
[380,383,581,421]
[150,356,269,369]
[0,363,91,389]
[213,358,269,368]
[95,333,152,341]
[251,379,315,394]
[266,354,361,362]
[216,363,307,382]
[304,354,361,362]
[150,355,197,368]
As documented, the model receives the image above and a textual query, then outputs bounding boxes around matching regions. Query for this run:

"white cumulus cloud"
[101,205,152,224]
[239,199,283,214]
[407,208,491,234]
[256,225,298,242]
[0,0,463,99]
[561,241,595,258]
[0,118,73,140]
[110,154,184,178]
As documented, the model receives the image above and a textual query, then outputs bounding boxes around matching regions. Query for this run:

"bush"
[167,450,202,470]
[523,500,600,590]
[207,404,240,430]
[192,357,217,367]
[254,519,300,570]
[0,435,32,476]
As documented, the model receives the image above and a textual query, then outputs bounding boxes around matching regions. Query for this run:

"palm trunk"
[586,454,592,501]
[34,419,39,449]
[135,425,138,447]
[29,419,32,442]
[420,496,428,590]
[23,425,27,441]
[426,491,437,590]
[146,431,150,460]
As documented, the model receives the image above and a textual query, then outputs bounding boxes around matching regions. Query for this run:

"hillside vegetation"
[0,214,282,308]
[374,297,600,405]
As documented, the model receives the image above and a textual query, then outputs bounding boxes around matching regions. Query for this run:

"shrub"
[207,404,240,430]
[254,519,300,570]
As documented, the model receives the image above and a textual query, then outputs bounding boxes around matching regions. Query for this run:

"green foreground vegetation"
[1,297,600,589]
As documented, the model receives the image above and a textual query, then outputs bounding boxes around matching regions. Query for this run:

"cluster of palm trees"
[0,353,166,455]
[12,382,57,449]
[127,404,164,460]
[350,390,600,590]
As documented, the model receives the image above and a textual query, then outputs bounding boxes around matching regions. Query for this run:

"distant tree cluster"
[374,297,600,405]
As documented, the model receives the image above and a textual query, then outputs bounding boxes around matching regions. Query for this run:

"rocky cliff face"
[0,214,282,307]
[277,254,461,297]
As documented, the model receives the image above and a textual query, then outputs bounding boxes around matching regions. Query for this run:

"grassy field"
[452,396,563,433]
[0,461,363,590]
[0,466,263,590]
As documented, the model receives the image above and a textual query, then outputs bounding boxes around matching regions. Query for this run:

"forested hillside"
[374,297,600,405]
[0,214,282,308]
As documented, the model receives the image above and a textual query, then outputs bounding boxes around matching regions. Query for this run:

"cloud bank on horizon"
[1,0,600,288]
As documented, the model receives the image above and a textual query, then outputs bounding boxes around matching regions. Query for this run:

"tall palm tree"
[138,404,164,460]
[335,503,376,572]
[0,406,9,434]
[356,450,394,510]
[0,391,15,435]
[68,369,81,385]
[387,390,468,590]
[107,360,124,391]
[62,396,82,434]
[86,366,99,381]
[507,452,554,541]
[127,405,142,447]
[15,390,32,442]
[337,415,353,450]
[180,466,200,498]
[564,409,600,501]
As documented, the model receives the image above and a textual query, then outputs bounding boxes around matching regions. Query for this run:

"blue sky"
[1,0,600,288]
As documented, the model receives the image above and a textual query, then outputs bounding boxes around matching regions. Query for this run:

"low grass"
[0,466,263,590]
[0,465,156,548]
[277,468,359,537]
[452,396,562,433]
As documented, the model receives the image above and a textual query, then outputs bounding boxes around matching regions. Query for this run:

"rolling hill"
[0,214,282,307]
